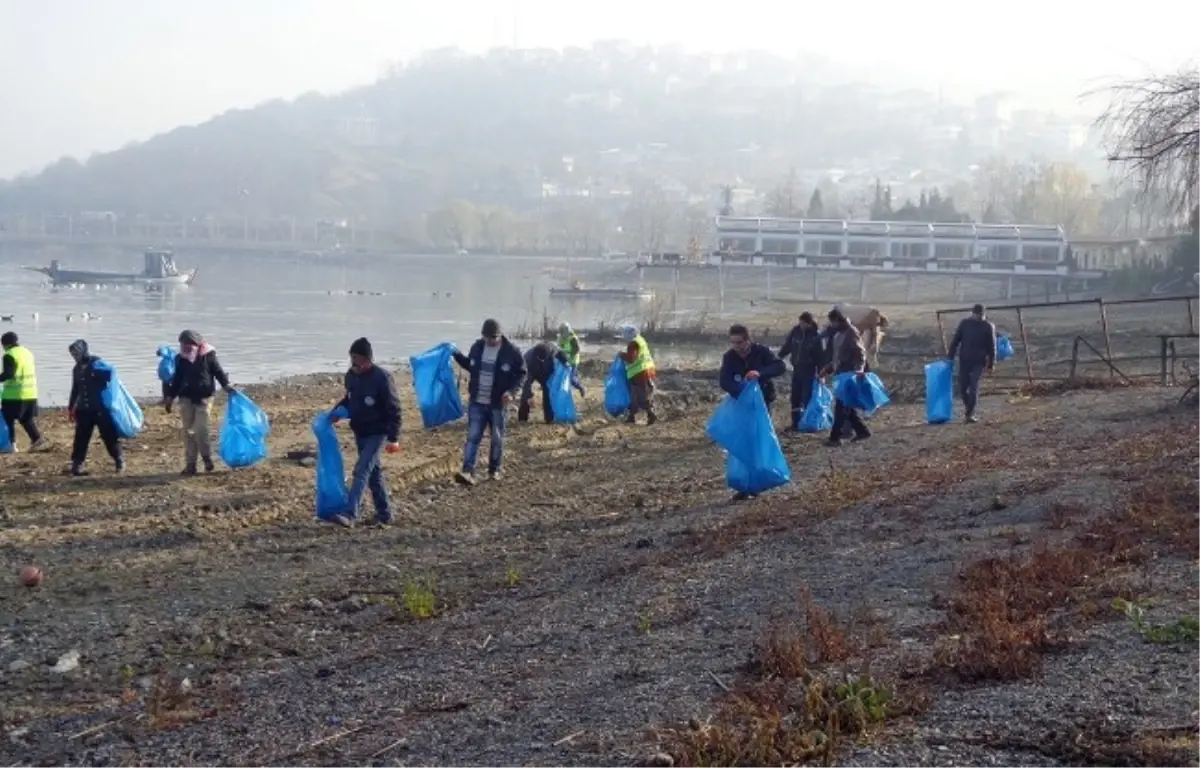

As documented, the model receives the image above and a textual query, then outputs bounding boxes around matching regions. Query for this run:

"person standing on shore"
[327,337,401,528]
[821,309,871,447]
[619,324,657,425]
[67,339,124,476]
[777,312,827,432]
[453,318,525,485]
[0,332,47,452]
[557,322,587,397]
[518,341,572,424]
[947,303,998,424]
[720,324,787,413]
[162,330,236,475]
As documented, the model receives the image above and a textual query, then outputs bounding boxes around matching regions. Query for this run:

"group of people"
[0,330,238,477]
[323,318,658,527]
[719,303,999,446]
[2,305,997,527]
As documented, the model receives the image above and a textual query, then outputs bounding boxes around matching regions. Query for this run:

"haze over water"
[0,250,661,405]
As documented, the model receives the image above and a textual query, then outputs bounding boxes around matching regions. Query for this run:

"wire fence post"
[1098,298,1115,379]
[1015,307,1035,385]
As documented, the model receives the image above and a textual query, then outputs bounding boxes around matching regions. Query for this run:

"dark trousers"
[518,378,553,423]
[830,400,870,441]
[958,362,985,416]
[71,410,123,466]
[788,369,817,428]
[628,379,655,418]
[1,399,42,445]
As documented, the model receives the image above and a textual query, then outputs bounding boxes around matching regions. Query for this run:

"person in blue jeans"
[452,318,525,486]
[328,337,401,527]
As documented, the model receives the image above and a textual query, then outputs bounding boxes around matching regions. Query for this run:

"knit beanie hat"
[349,337,373,360]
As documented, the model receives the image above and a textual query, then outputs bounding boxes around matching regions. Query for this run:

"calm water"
[0,250,670,405]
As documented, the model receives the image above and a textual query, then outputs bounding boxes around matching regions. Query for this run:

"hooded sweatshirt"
[166,334,231,402]
[67,340,112,414]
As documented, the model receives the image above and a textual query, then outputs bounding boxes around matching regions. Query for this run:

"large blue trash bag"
[92,360,144,438]
[799,377,834,433]
[219,391,271,468]
[0,417,12,454]
[997,334,1015,362]
[409,342,464,429]
[924,359,954,424]
[547,361,578,424]
[604,356,632,417]
[705,381,791,495]
[833,372,891,416]
[312,405,350,520]
[156,345,177,383]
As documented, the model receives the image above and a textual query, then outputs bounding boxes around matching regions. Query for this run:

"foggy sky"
[1,0,1196,178]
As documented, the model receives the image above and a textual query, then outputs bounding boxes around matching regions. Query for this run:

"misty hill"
[0,43,1102,225]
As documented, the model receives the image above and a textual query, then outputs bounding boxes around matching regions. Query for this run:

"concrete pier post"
[812,271,820,301]
[1006,275,1014,300]
[905,273,913,302]
[858,273,867,302]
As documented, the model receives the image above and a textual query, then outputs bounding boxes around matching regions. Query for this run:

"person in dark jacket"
[948,303,998,423]
[162,330,235,475]
[326,337,401,528]
[452,318,525,485]
[518,341,571,424]
[821,309,871,446]
[66,339,124,476]
[778,312,827,431]
[720,324,787,410]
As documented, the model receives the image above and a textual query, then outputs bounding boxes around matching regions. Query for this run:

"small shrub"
[1113,598,1200,644]
[504,567,521,588]
[402,579,437,620]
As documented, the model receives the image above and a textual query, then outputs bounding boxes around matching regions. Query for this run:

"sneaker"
[488,470,503,482]
[29,438,51,452]
[965,414,979,424]
[851,433,872,443]
[203,457,215,473]
[454,470,477,487]
[732,491,758,502]
[325,514,353,529]
[115,460,127,475]
[70,463,88,477]
[368,516,391,528]
[825,438,844,448]
[646,412,658,426]
[181,465,198,477]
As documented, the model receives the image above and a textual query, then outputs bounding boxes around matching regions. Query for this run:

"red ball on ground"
[20,566,42,588]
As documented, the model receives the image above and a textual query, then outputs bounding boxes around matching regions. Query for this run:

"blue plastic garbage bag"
[547,361,578,424]
[0,417,12,454]
[604,356,632,417]
[924,360,954,424]
[799,377,834,433]
[312,405,351,520]
[997,334,1015,362]
[409,342,464,429]
[219,391,271,468]
[92,360,144,438]
[833,372,891,416]
[156,345,177,384]
[705,381,791,495]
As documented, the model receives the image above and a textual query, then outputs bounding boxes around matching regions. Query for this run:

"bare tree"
[1095,67,1199,218]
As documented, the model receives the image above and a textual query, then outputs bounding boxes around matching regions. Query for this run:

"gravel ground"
[0,364,1196,766]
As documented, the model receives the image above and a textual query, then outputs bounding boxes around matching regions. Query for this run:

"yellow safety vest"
[558,332,581,368]
[625,335,655,379]
[2,345,38,401]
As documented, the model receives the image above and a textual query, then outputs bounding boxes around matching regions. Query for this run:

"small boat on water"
[549,280,655,301]
[25,248,198,286]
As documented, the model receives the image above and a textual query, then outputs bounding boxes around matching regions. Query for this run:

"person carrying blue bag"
[720,324,787,416]
[452,318,525,485]
[820,308,872,447]
[706,380,792,502]
[777,312,827,433]
[324,337,402,528]
[948,303,998,424]
[162,330,236,475]
[66,339,125,476]
[518,341,573,424]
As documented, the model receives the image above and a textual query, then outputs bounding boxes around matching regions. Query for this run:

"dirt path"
[0,369,1196,766]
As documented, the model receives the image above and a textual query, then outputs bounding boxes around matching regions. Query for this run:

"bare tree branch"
[1093,67,1199,219]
